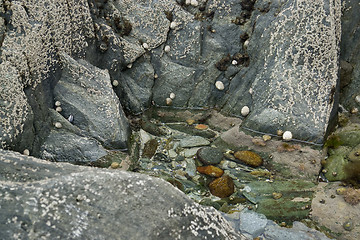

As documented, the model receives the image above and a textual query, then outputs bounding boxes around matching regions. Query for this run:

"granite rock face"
[54,53,130,149]
[339,0,360,112]
[0,149,243,240]
[0,0,344,154]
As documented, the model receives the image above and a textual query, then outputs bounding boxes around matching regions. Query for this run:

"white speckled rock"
[0,149,243,240]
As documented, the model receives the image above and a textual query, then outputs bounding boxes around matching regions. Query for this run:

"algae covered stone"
[209,175,234,198]
[234,151,263,167]
[197,165,224,178]
[197,147,223,165]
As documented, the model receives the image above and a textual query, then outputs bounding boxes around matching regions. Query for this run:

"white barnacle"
[191,0,198,7]
[54,122,62,129]
[166,97,172,105]
[282,131,293,141]
[232,60,238,65]
[244,40,250,49]
[55,107,62,112]
[355,95,360,104]
[170,22,177,29]
[55,101,61,107]
[215,81,224,90]
[127,63,133,69]
[241,106,250,116]
[142,42,149,49]
[164,45,171,53]
[112,80,119,87]
[23,149,30,156]
[170,92,176,99]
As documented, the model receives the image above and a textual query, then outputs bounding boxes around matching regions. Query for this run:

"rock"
[197,147,224,165]
[209,175,235,198]
[40,130,107,164]
[339,0,360,112]
[183,147,201,158]
[264,221,331,240]
[179,136,210,148]
[239,210,268,238]
[311,182,360,240]
[54,53,130,149]
[197,165,224,178]
[0,149,243,240]
[40,109,107,164]
[142,139,158,158]
[242,180,315,223]
[195,124,208,130]
[234,151,263,167]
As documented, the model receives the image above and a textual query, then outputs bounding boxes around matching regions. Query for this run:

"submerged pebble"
[234,151,263,167]
[209,175,234,198]
[197,165,224,177]
[197,147,223,165]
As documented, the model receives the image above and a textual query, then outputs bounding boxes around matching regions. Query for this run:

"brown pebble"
[186,119,195,125]
[208,175,234,198]
[272,192,282,200]
[197,165,224,177]
[195,124,208,130]
[234,151,263,167]
[111,162,120,169]
[252,138,266,146]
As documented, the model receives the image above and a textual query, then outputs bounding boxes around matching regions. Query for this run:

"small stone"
[228,161,237,169]
[112,80,119,86]
[55,101,61,107]
[186,119,195,125]
[215,81,225,90]
[279,222,286,227]
[154,73,158,79]
[197,165,224,177]
[241,106,250,116]
[262,135,271,141]
[23,149,30,156]
[336,187,347,195]
[282,131,293,141]
[166,97,172,105]
[179,136,210,148]
[164,45,171,52]
[252,138,266,146]
[209,175,234,198]
[351,107,358,114]
[111,162,120,169]
[272,192,282,199]
[197,147,223,165]
[195,124,208,130]
[234,151,263,167]
[54,122,62,128]
[277,129,284,136]
[169,92,176,99]
[232,60,238,65]
[343,221,353,231]
[55,107,62,112]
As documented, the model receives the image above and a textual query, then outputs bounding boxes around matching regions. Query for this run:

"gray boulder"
[339,0,360,112]
[224,0,341,143]
[0,149,243,240]
[54,53,130,149]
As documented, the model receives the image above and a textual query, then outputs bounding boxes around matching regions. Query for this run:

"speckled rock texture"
[0,0,344,153]
[339,0,360,113]
[0,149,244,240]
[53,53,130,149]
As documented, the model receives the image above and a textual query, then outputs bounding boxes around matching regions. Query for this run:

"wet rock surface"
[197,147,224,165]
[0,149,242,240]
